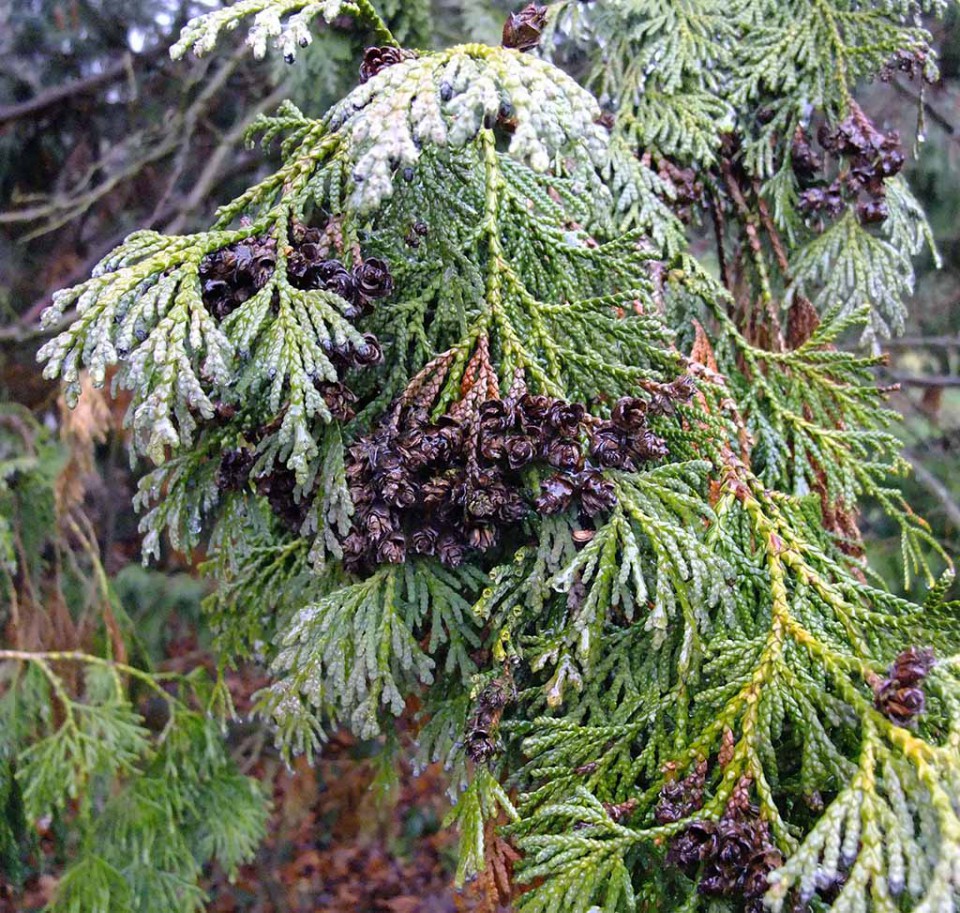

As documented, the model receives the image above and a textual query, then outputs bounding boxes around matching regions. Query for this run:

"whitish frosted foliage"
[31,1,960,912]
[172,0,350,61]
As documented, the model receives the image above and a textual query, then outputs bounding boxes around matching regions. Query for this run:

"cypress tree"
[24,0,960,909]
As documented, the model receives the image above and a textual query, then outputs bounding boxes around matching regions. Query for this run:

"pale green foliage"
[548,0,736,165]
[0,654,268,913]
[509,482,960,912]
[0,405,61,586]
[605,136,687,251]
[712,303,946,584]
[38,224,361,474]
[550,0,941,342]
[262,561,484,744]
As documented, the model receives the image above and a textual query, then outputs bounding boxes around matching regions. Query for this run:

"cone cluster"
[659,771,783,911]
[792,109,905,226]
[204,226,394,531]
[340,383,690,574]
[199,224,393,322]
[200,224,391,418]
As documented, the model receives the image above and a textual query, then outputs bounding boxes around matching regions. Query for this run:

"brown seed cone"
[502,4,548,51]
[359,46,417,84]
[890,647,936,686]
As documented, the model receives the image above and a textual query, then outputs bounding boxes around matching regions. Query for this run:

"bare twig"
[0,134,182,237]
[904,451,960,531]
[882,335,960,349]
[0,148,262,346]
[886,372,960,388]
[887,79,957,138]
[165,83,288,233]
[707,188,730,290]
[0,46,165,128]
[1,53,245,240]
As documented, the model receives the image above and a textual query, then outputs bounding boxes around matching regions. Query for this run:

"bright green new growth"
[31,0,960,911]
[1,656,267,913]
[0,407,267,912]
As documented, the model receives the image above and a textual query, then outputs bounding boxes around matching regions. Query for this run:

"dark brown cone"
[350,334,384,368]
[318,382,357,421]
[579,470,616,516]
[437,534,466,568]
[535,474,576,514]
[376,531,407,564]
[790,127,822,183]
[874,646,935,725]
[337,386,668,574]
[217,448,256,492]
[546,401,585,438]
[359,46,417,84]
[353,257,394,298]
[857,198,889,225]
[545,439,584,472]
[665,777,783,906]
[200,236,277,320]
[891,647,936,686]
[655,759,708,824]
[255,466,310,532]
[502,4,548,51]
[590,424,630,469]
[410,526,441,556]
[611,397,648,430]
[666,820,717,872]
[503,435,536,469]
